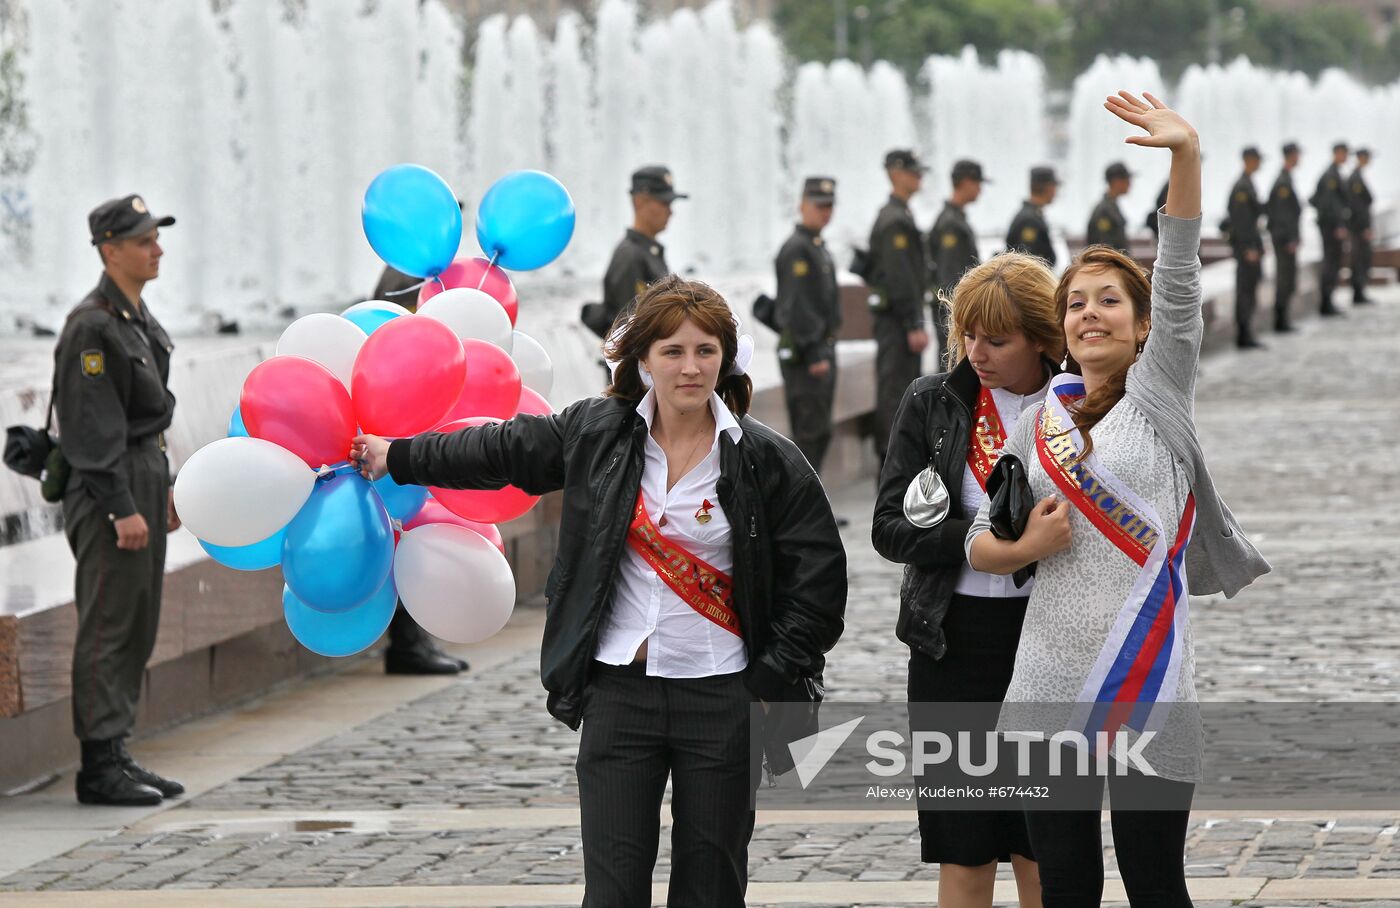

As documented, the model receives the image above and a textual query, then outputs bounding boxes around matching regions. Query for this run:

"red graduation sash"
[967,386,1007,491]
[627,491,741,638]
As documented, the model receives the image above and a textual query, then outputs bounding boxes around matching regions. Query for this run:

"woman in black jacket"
[872,254,1064,908]
[353,275,846,908]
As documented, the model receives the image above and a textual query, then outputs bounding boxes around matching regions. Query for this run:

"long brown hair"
[945,252,1066,368]
[1054,245,1153,462]
[603,275,753,417]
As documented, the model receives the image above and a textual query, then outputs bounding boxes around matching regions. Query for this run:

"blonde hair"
[944,252,1065,368]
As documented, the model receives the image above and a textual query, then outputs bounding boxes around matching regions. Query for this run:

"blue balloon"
[283,575,396,658]
[282,473,394,613]
[372,473,428,523]
[342,307,403,335]
[228,405,248,437]
[475,170,575,271]
[362,164,462,278]
[200,525,287,571]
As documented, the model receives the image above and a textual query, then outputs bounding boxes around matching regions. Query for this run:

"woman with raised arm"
[352,275,846,908]
[967,92,1269,904]
[872,253,1065,908]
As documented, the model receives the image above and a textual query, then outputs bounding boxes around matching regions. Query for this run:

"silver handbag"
[902,464,951,528]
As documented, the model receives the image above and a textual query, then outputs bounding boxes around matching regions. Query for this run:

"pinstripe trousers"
[577,660,760,907]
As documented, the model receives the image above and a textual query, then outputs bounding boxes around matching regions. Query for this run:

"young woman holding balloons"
[352,275,847,907]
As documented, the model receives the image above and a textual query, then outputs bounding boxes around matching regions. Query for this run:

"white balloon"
[394,524,516,644]
[275,313,367,388]
[175,437,316,547]
[511,330,553,397]
[342,299,414,318]
[417,288,514,353]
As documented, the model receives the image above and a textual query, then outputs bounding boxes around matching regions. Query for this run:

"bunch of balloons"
[174,164,573,658]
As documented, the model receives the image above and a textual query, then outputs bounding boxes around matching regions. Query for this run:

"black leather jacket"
[871,359,1054,659]
[388,395,847,729]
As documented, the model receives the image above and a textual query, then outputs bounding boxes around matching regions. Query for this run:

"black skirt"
[906,592,1033,866]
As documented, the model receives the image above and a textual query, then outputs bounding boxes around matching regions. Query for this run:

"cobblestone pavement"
[3,290,1399,904]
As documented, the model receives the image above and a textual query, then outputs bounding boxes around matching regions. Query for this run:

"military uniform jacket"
[53,273,175,519]
[931,202,979,294]
[1265,170,1301,246]
[1310,164,1349,230]
[1005,201,1055,266]
[774,224,841,365]
[1347,169,1372,231]
[1227,173,1263,252]
[602,228,669,325]
[866,195,928,331]
[1086,193,1129,252]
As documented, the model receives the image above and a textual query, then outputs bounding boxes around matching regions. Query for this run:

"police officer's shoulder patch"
[793,259,809,277]
[1328,178,1338,189]
[1021,226,1038,242]
[80,349,104,377]
[1235,190,1247,201]
[1279,186,1290,198]
[1097,217,1112,231]
[893,232,909,250]
[941,232,957,248]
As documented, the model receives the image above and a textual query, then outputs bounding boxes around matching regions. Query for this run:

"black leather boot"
[385,607,467,675]
[76,739,162,806]
[115,739,184,798]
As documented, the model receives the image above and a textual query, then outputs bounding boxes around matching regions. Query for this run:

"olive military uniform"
[930,201,979,354]
[601,228,669,328]
[55,270,175,744]
[1347,160,1373,302]
[867,192,928,462]
[1265,156,1302,330]
[1005,201,1054,266]
[1227,166,1265,345]
[1086,192,1129,253]
[1310,160,1349,314]
[775,180,841,472]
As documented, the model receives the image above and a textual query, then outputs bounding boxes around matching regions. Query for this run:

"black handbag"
[3,398,70,503]
[579,301,612,339]
[985,454,1037,588]
[751,293,778,333]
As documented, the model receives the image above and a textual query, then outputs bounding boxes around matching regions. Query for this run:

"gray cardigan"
[973,210,1270,597]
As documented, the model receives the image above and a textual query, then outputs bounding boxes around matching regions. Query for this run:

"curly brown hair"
[1054,245,1153,463]
[603,275,753,417]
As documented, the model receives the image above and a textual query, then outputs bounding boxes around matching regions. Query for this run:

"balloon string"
[317,460,359,481]
[383,280,427,298]
[477,250,500,291]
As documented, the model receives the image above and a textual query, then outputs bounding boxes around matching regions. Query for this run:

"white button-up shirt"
[594,390,748,677]
[954,381,1048,598]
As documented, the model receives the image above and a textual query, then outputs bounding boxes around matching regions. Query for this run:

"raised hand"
[1105,91,1199,154]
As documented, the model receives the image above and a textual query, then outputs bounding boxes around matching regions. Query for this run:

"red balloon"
[441,339,522,422]
[515,385,554,417]
[427,417,540,524]
[403,499,506,555]
[351,316,466,436]
[419,256,518,325]
[241,356,356,468]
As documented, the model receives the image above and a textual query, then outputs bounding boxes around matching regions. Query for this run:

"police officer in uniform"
[1005,165,1058,266]
[1265,141,1302,332]
[1087,161,1132,253]
[1348,148,1374,305]
[774,177,841,474]
[583,165,683,338]
[1228,146,1266,349]
[930,159,986,357]
[866,150,930,465]
[1310,142,1350,317]
[55,196,183,806]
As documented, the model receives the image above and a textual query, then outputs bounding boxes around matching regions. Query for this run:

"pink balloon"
[419,256,519,325]
[515,385,554,417]
[442,339,522,422]
[403,499,506,555]
[352,316,466,436]
[427,417,540,524]
[242,356,356,468]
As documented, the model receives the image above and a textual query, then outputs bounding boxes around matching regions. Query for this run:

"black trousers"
[1233,251,1261,341]
[872,311,922,463]
[1350,228,1372,298]
[63,441,169,742]
[577,661,758,908]
[1319,226,1344,310]
[780,357,837,474]
[1271,237,1297,326]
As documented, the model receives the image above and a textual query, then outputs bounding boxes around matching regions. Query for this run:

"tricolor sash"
[1033,374,1196,743]
[967,386,1007,491]
[627,492,742,637]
